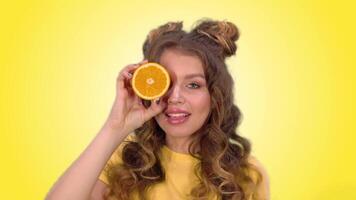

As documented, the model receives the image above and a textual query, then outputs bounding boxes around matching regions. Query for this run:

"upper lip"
[164,107,191,115]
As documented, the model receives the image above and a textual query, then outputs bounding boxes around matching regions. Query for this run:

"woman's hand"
[103,60,166,136]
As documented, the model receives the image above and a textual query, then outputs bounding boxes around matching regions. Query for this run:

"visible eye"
[187,82,200,89]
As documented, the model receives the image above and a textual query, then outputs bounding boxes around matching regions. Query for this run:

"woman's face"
[154,48,211,141]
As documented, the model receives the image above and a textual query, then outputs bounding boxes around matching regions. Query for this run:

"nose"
[163,83,185,105]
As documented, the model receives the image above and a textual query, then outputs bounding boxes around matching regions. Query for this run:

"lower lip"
[166,115,190,125]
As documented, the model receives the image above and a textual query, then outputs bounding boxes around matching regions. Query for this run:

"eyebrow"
[184,73,206,80]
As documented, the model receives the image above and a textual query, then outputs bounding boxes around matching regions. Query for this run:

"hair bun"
[147,21,183,44]
[194,19,240,57]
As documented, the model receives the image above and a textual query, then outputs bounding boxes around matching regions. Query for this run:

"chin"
[155,114,198,138]
[163,128,194,138]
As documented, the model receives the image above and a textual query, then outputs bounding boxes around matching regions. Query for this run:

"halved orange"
[131,62,171,100]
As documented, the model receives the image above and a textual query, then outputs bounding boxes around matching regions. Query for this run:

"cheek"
[191,93,211,113]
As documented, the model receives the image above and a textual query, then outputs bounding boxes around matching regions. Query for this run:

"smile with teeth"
[166,113,190,118]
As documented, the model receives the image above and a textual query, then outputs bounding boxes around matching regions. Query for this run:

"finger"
[135,95,142,105]
[123,64,141,77]
[117,60,150,92]
[117,70,132,92]
[138,59,149,65]
[117,63,141,90]
[142,98,166,121]
[116,70,126,91]
[117,63,136,82]
[133,95,142,107]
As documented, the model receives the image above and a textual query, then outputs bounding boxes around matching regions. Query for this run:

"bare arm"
[45,60,166,200]
[45,124,126,200]
[89,180,109,200]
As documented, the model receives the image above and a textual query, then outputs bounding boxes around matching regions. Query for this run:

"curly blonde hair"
[104,18,263,200]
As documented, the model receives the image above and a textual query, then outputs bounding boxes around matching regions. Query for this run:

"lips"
[164,107,191,124]
[164,108,191,117]
[165,114,190,124]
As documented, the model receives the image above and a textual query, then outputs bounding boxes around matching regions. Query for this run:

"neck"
[165,135,192,154]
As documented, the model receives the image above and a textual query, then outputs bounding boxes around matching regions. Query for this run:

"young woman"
[46,19,270,200]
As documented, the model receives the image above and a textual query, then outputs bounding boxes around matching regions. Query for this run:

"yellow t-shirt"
[98,134,269,200]
[98,134,219,200]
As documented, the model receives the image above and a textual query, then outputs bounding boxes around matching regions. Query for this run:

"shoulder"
[99,133,137,185]
[108,133,137,165]
[125,133,137,142]
[247,155,270,200]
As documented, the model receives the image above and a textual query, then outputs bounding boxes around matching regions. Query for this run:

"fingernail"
[154,98,160,105]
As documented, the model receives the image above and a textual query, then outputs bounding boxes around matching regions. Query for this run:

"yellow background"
[1,0,355,199]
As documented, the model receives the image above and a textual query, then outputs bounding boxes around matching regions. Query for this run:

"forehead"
[159,48,205,80]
